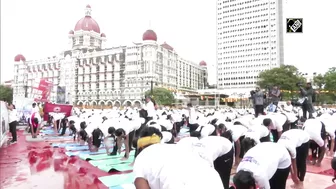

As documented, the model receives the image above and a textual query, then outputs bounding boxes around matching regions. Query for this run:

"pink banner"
[33,79,53,102]
[43,102,73,121]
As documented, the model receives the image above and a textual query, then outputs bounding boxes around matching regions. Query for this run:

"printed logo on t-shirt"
[280,135,290,140]
[247,129,253,132]
[241,156,259,165]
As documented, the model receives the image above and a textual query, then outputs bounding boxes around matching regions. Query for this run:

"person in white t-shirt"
[144,97,156,121]
[277,129,310,188]
[233,142,291,189]
[190,124,216,139]
[201,136,234,189]
[303,118,327,166]
[187,103,199,132]
[115,120,137,160]
[241,124,270,154]
[133,128,224,189]
[319,118,336,157]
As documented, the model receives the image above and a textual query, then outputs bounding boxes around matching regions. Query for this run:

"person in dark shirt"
[68,120,77,140]
[78,121,88,145]
[59,118,69,136]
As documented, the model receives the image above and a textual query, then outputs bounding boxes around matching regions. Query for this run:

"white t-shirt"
[237,142,291,189]
[133,143,223,189]
[145,101,156,118]
[303,119,324,147]
[8,109,19,123]
[319,118,336,139]
[200,136,233,162]
[244,125,270,143]
[31,106,39,114]
[267,113,286,132]
[116,119,135,135]
[277,129,310,159]
[196,124,215,139]
[188,108,197,124]
[226,124,247,142]
[161,131,173,143]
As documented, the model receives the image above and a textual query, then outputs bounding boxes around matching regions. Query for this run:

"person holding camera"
[269,85,281,112]
[252,87,265,117]
[298,82,314,119]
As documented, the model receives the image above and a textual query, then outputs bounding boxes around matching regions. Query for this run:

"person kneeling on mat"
[233,142,291,189]
[277,129,310,189]
[88,127,104,152]
[104,127,117,155]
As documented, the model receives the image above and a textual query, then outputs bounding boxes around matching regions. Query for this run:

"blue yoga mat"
[109,184,135,189]
[65,148,106,157]
[41,130,56,134]
[51,143,79,148]
[44,136,73,140]
[65,145,105,151]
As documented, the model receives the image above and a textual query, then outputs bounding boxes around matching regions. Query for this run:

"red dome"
[69,30,74,34]
[14,54,26,62]
[199,61,207,66]
[101,33,106,37]
[142,29,157,41]
[74,5,100,33]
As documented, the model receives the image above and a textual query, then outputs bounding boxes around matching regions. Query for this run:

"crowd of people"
[5,90,336,189]
[20,94,333,189]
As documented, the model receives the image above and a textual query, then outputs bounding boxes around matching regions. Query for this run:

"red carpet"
[0,130,110,189]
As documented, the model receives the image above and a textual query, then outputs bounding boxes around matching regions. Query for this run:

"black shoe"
[10,140,17,144]
[109,151,117,156]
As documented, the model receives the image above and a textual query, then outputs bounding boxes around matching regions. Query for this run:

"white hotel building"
[13,5,208,106]
[216,0,285,95]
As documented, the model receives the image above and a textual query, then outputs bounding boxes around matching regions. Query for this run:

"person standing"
[299,82,314,118]
[253,87,265,117]
[269,86,281,112]
[7,103,19,144]
[144,96,155,122]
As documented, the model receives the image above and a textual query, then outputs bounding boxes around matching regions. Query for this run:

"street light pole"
[150,80,153,96]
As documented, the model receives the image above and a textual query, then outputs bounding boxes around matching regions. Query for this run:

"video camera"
[296,82,303,87]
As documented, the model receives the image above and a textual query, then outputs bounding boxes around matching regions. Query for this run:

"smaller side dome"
[101,33,106,37]
[142,29,157,41]
[86,4,91,8]
[199,61,207,66]
[14,54,26,62]
[69,30,74,35]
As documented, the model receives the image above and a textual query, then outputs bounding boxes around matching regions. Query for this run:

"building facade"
[12,5,208,107]
[216,0,285,94]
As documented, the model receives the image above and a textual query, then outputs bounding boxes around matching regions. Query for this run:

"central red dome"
[142,29,157,41]
[14,54,26,62]
[74,5,100,33]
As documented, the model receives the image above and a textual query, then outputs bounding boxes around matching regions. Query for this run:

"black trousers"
[296,142,309,181]
[302,103,313,119]
[9,121,18,141]
[260,134,271,142]
[60,123,67,135]
[254,105,264,117]
[188,123,199,132]
[214,148,234,189]
[269,166,291,189]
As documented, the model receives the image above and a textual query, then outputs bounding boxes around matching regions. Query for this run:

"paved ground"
[0,130,335,189]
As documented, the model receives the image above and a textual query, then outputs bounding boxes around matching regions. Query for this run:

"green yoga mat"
[90,156,135,167]
[98,173,135,187]
[90,157,134,172]
[80,150,136,161]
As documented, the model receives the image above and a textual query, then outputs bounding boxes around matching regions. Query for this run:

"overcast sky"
[1,0,335,85]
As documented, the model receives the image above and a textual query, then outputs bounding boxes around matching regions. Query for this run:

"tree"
[145,87,175,105]
[313,73,325,89]
[323,67,336,103]
[0,85,13,103]
[258,65,305,91]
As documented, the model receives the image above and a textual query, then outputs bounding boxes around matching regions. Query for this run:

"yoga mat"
[89,156,135,167]
[44,135,73,140]
[80,150,136,161]
[100,163,133,173]
[51,143,79,148]
[65,148,106,157]
[40,130,56,134]
[110,184,135,189]
[98,173,135,187]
